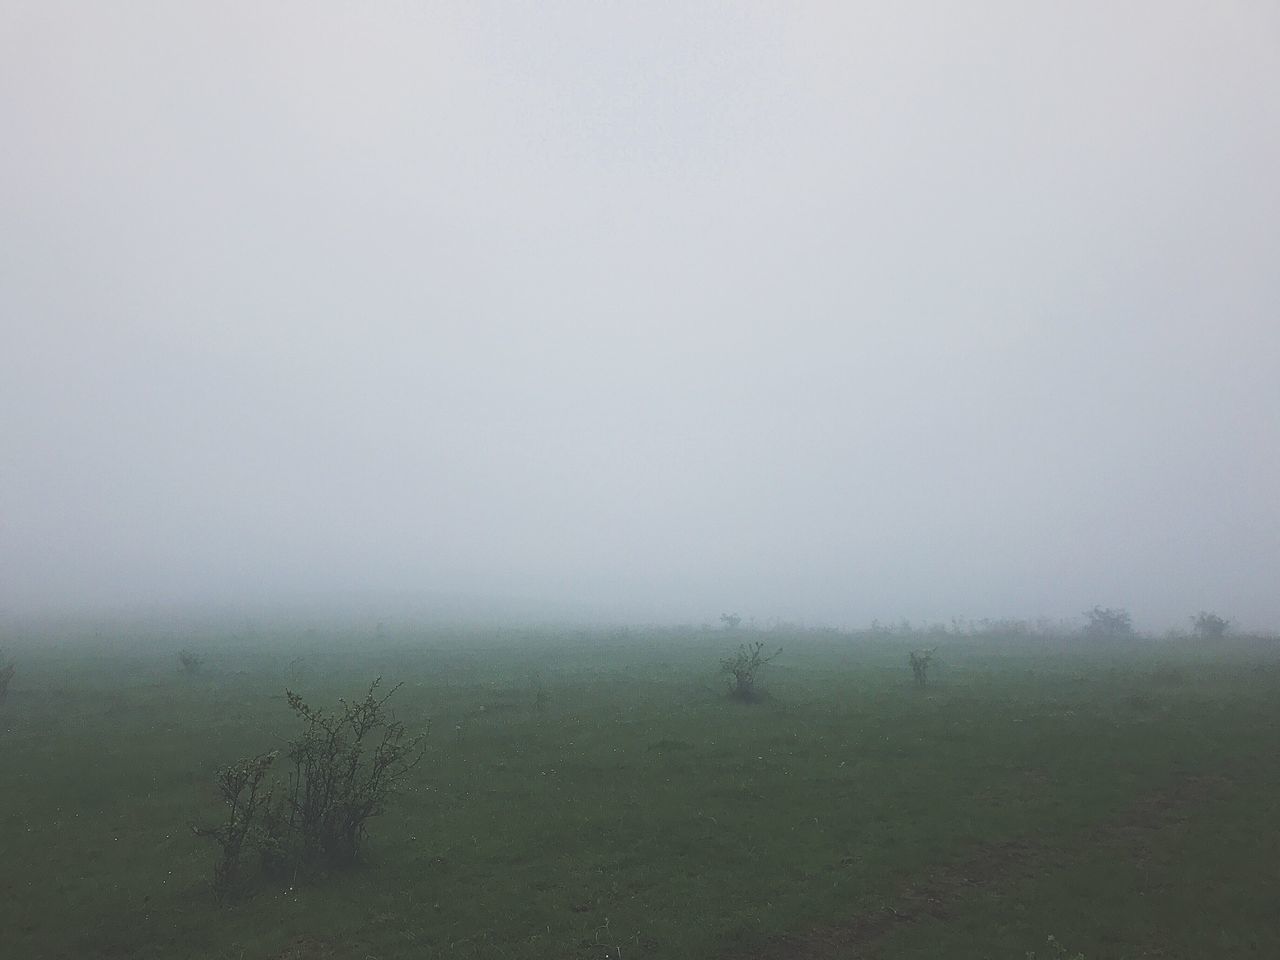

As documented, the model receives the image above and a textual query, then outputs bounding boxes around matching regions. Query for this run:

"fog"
[3,2,1278,630]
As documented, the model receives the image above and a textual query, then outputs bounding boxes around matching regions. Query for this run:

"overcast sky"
[3,1,1278,629]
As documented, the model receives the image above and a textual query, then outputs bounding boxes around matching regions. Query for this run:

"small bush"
[193,678,427,897]
[720,641,780,701]
[909,648,937,686]
[191,752,278,899]
[720,612,742,630]
[283,678,427,865]
[178,650,204,674]
[1190,611,1230,640]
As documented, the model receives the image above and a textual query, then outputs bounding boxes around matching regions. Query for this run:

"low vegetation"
[190,751,278,898]
[2,623,1277,959]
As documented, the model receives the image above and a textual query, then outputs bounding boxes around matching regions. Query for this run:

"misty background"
[2,1,1278,629]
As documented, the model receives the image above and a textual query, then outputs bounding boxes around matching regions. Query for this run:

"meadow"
[2,623,1278,959]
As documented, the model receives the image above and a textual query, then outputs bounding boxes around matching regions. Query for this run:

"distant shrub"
[1190,611,1230,641]
[721,641,780,701]
[178,650,204,674]
[0,651,14,704]
[191,752,278,899]
[531,675,550,713]
[720,612,743,630]
[283,679,427,865]
[1083,606,1133,639]
[909,648,937,686]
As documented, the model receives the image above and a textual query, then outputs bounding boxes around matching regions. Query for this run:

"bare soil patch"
[722,773,1234,960]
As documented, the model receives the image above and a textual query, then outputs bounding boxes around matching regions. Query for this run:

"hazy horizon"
[4,2,1279,631]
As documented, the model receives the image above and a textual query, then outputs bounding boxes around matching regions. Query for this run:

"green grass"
[1,628,1278,958]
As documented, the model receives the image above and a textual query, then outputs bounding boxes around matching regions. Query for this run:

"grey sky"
[3,1,1279,628]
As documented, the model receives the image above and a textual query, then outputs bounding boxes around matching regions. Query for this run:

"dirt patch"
[1095,773,1230,836]
[722,840,1040,960]
[722,773,1234,960]
[267,935,378,960]
[269,937,338,960]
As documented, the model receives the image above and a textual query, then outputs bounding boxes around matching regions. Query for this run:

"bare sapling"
[721,641,781,701]
[909,648,937,687]
[191,751,278,899]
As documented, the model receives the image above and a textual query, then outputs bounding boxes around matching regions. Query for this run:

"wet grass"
[1,628,1277,958]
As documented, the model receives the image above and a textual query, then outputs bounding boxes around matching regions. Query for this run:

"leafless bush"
[721,641,781,701]
[283,678,427,865]
[192,678,427,897]
[191,752,278,899]
[909,648,937,687]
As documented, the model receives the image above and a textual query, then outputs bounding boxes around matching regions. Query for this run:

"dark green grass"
[1,629,1277,958]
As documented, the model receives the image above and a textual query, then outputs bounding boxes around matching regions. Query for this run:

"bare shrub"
[191,752,278,899]
[192,678,427,898]
[720,641,780,701]
[283,678,427,865]
[909,648,937,687]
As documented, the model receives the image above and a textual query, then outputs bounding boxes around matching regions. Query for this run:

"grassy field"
[2,625,1278,959]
